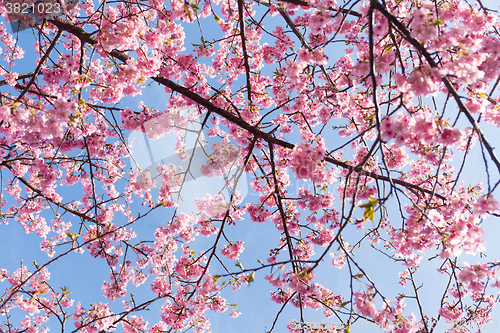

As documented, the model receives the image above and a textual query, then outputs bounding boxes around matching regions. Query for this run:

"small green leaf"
[235,261,244,270]
[365,113,375,124]
[214,13,220,22]
[360,198,378,222]
[247,271,255,283]
[383,44,394,54]
[432,19,444,26]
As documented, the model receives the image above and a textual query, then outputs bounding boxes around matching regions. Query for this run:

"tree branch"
[47,17,446,201]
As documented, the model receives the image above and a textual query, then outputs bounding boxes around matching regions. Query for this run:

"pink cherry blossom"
[220,240,244,260]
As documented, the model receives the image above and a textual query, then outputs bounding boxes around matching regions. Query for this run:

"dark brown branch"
[371,0,500,178]
[16,29,63,102]
[0,73,38,87]
[1,160,101,225]
[238,0,253,105]
[47,17,446,201]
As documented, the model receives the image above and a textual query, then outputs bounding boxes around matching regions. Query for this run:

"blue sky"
[1,0,500,332]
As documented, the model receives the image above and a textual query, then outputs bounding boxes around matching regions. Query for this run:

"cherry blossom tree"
[1,0,500,332]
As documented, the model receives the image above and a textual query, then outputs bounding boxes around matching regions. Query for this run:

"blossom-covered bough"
[0,0,500,331]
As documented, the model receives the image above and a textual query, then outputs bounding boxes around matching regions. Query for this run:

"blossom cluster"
[200,141,241,178]
[290,140,335,184]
